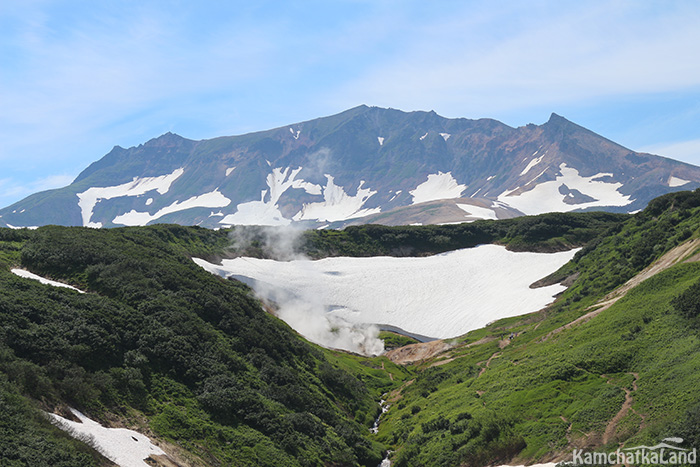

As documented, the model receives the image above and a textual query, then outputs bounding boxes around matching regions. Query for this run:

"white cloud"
[329,3,700,116]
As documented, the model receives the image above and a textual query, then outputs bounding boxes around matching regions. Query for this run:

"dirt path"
[478,351,501,377]
[602,372,640,445]
[543,238,700,341]
[380,362,394,381]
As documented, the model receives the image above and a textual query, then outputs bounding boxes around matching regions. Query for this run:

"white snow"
[519,153,546,176]
[49,408,165,467]
[219,167,322,226]
[457,203,499,220]
[77,168,184,228]
[378,137,385,146]
[439,132,451,141]
[194,245,577,339]
[292,176,380,222]
[112,190,231,226]
[226,167,236,176]
[289,128,300,140]
[668,176,690,187]
[420,132,428,141]
[410,172,467,204]
[498,163,631,215]
[487,175,496,181]
[11,269,85,293]
[145,198,153,206]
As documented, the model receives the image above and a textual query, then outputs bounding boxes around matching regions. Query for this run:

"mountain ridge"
[2,105,699,229]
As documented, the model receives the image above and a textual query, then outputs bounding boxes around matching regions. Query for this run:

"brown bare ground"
[385,339,452,365]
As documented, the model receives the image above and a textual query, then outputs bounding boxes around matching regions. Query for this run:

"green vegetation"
[372,190,700,465]
[3,190,700,465]
[0,224,404,466]
[222,211,627,260]
[379,331,419,350]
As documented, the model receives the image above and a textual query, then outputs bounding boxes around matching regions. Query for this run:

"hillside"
[2,190,700,466]
[2,106,699,230]
[371,189,700,466]
[0,225,409,466]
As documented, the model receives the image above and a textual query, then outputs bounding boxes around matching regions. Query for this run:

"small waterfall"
[370,397,390,434]
[378,450,393,466]
[371,395,392,466]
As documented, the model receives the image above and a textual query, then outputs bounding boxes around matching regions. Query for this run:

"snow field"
[194,245,578,340]
[49,408,165,467]
[456,203,499,220]
[668,176,690,187]
[292,176,381,222]
[77,168,184,228]
[410,172,467,205]
[113,190,231,226]
[498,163,631,215]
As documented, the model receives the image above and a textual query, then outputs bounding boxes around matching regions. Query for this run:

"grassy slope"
[374,190,700,466]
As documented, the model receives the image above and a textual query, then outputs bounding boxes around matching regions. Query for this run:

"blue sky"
[1,0,699,208]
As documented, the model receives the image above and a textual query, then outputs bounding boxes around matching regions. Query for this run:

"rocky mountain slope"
[2,106,699,229]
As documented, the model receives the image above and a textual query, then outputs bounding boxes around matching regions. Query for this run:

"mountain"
[2,105,699,229]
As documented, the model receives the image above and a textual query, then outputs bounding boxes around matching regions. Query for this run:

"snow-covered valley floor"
[194,245,578,352]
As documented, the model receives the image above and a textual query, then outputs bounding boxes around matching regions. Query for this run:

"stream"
[371,396,391,465]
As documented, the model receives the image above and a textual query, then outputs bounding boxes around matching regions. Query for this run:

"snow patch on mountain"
[410,172,467,204]
[77,168,184,228]
[378,136,385,146]
[440,132,451,141]
[219,167,322,226]
[112,190,231,226]
[457,203,498,220]
[12,269,85,293]
[196,245,577,339]
[520,153,546,176]
[226,167,236,176]
[498,163,631,215]
[49,408,165,467]
[420,132,428,141]
[668,176,690,187]
[293,176,380,222]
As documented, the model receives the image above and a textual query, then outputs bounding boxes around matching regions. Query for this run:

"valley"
[2,189,700,465]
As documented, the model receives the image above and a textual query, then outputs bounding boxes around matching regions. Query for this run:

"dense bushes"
[672,278,700,321]
[0,224,394,466]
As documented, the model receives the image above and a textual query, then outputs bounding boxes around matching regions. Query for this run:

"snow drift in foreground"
[49,408,165,467]
[194,245,578,341]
